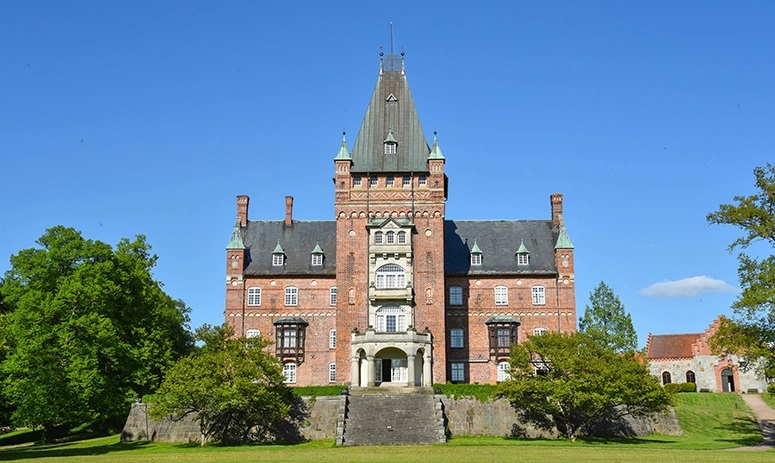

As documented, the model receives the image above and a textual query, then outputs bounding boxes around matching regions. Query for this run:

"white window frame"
[471,253,482,266]
[386,231,395,244]
[517,253,529,266]
[245,329,260,339]
[418,175,427,186]
[282,328,298,348]
[532,286,546,305]
[353,176,362,187]
[402,176,411,187]
[329,287,337,306]
[494,286,508,305]
[374,231,383,244]
[386,175,394,186]
[329,329,337,349]
[329,363,337,383]
[497,361,511,382]
[376,306,407,332]
[285,287,298,306]
[449,286,463,306]
[450,328,464,348]
[384,143,396,154]
[375,264,406,289]
[247,287,261,306]
[533,327,548,336]
[451,363,465,382]
[283,363,297,384]
[272,253,284,266]
[311,253,323,266]
[369,176,378,187]
[397,231,407,244]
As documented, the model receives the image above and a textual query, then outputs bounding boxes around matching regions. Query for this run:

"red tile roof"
[647,333,703,359]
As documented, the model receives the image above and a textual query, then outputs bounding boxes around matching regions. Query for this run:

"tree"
[498,332,670,441]
[707,163,775,380]
[578,281,637,353]
[148,324,298,445]
[0,226,193,441]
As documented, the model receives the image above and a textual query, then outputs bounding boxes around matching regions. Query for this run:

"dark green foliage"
[291,386,344,397]
[433,383,498,402]
[0,226,194,441]
[498,332,671,441]
[578,281,637,353]
[149,325,300,445]
[707,164,775,378]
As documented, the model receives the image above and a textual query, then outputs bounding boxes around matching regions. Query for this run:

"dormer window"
[470,240,482,266]
[384,129,397,154]
[516,240,529,266]
[272,240,285,266]
[311,243,324,266]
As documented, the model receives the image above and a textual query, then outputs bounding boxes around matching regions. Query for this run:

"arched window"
[375,264,406,289]
[386,231,395,244]
[374,231,383,244]
[662,371,672,385]
[398,231,407,244]
[686,371,696,383]
[376,305,407,332]
[245,329,260,339]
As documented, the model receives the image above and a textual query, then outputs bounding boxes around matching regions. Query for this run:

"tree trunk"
[42,424,55,444]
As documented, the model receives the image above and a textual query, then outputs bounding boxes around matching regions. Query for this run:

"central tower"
[334,51,448,387]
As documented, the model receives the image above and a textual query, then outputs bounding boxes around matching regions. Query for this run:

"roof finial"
[390,21,394,54]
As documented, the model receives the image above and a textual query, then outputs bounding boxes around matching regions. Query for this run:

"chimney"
[236,195,250,227]
[285,196,294,226]
[550,193,563,226]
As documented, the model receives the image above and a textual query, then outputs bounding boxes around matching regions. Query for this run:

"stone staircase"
[338,388,446,446]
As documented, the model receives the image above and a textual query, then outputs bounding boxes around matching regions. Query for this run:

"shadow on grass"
[711,416,763,447]
[0,438,150,461]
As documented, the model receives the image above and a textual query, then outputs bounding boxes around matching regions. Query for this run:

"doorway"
[721,369,735,392]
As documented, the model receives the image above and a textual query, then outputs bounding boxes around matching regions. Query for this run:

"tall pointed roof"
[350,51,431,173]
[226,223,245,250]
[334,131,351,161]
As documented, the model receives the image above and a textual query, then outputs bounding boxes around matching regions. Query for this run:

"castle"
[224,50,577,387]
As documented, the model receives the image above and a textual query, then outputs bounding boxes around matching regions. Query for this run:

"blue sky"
[2,2,773,348]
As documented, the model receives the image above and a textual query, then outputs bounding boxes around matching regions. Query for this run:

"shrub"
[433,383,497,402]
[680,382,697,392]
[291,386,344,397]
[664,383,680,394]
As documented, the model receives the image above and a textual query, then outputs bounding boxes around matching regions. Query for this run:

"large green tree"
[707,163,775,380]
[498,332,670,441]
[149,324,298,445]
[578,281,637,353]
[0,226,193,441]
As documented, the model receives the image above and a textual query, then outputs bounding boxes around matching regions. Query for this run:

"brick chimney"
[236,195,249,227]
[285,196,294,226]
[550,193,563,226]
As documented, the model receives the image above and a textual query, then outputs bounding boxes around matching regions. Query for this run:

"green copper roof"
[273,240,285,254]
[311,242,323,254]
[555,226,574,249]
[350,55,431,173]
[470,240,482,254]
[516,239,529,254]
[334,131,351,160]
[428,132,445,160]
[383,129,397,144]
[226,224,245,250]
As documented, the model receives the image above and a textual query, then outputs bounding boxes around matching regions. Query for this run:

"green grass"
[0,392,770,462]
[760,391,775,409]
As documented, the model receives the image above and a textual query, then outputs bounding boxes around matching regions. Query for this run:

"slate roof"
[238,219,561,277]
[350,57,431,173]
[646,333,702,359]
[444,220,559,276]
[241,221,337,276]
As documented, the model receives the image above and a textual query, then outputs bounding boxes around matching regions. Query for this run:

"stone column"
[367,356,375,387]
[351,356,360,387]
[423,353,432,387]
[407,354,416,387]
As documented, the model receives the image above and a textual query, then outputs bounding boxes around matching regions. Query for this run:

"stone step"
[341,394,445,446]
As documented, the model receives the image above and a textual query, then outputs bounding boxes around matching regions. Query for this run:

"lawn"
[0,392,771,463]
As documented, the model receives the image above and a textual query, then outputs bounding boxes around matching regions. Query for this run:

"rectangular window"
[403,176,411,187]
[450,328,464,348]
[247,287,261,306]
[272,254,284,266]
[517,253,529,265]
[369,176,378,187]
[449,286,463,306]
[329,329,337,349]
[495,286,508,305]
[386,231,395,244]
[497,362,510,382]
[397,231,406,244]
[353,177,362,187]
[329,287,337,306]
[497,328,512,348]
[532,286,546,305]
[311,254,323,266]
[451,363,465,382]
[283,363,297,384]
[418,175,427,186]
[384,143,396,154]
[471,254,482,266]
[386,176,394,187]
[245,329,260,338]
[285,287,298,306]
[283,329,298,348]
[329,363,337,383]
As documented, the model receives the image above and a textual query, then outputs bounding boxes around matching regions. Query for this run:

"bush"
[664,383,680,394]
[291,386,344,397]
[664,382,696,394]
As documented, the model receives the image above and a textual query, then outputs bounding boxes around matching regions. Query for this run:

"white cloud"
[640,276,739,298]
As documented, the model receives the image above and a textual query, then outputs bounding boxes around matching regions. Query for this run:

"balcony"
[368,284,413,302]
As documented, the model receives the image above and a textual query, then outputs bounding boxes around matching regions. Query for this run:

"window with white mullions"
[375,264,406,289]
[376,305,407,332]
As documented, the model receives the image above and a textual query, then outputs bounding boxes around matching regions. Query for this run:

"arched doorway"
[721,369,735,392]
[375,347,408,386]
